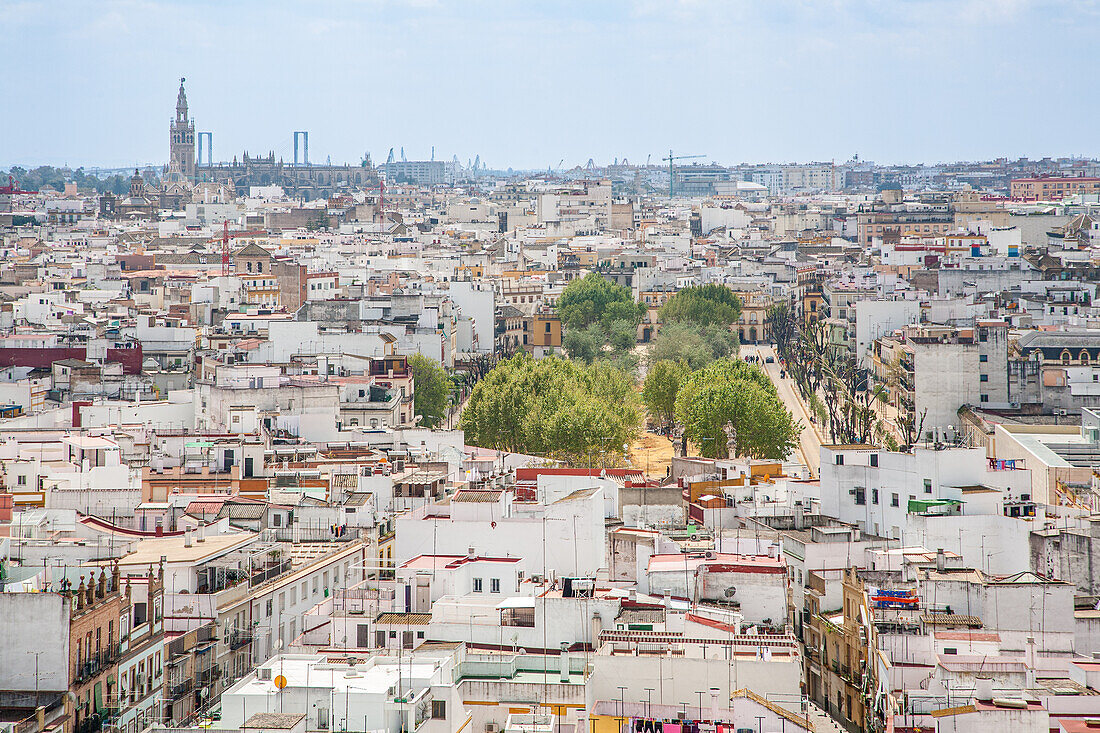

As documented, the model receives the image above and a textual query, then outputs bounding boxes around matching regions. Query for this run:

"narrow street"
[742,343,824,477]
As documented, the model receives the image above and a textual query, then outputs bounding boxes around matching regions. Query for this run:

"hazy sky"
[2,0,1097,169]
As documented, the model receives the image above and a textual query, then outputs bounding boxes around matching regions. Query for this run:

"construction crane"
[0,175,36,195]
[664,150,705,199]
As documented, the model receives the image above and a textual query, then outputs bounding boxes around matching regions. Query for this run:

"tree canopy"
[2,165,161,195]
[642,359,689,427]
[409,353,450,428]
[557,272,645,330]
[674,359,799,460]
[765,302,797,355]
[658,284,743,328]
[648,322,737,371]
[460,354,641,463]
[776,319,891,447]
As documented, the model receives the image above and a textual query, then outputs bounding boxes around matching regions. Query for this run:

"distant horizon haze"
[2,0,1097,169]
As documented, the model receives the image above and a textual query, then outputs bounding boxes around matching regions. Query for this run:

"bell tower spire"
[170,77,196,180]
[176,77,188,123]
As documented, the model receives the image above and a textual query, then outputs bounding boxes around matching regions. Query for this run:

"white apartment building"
[221,652,468,733]
[817,446,1032,545]
[395,487,606,576]
[877,322,1010,435]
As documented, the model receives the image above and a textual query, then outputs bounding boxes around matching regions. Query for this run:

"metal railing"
[229,631,252,651]
[168,679,193,700]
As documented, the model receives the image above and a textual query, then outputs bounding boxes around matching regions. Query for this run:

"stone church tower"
[169,78,196,180]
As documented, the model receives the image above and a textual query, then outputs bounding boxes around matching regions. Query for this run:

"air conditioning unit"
[258,668,272,681]
[486,724,500,733]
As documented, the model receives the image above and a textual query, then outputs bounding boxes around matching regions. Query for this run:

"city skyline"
[2,0,1098,169]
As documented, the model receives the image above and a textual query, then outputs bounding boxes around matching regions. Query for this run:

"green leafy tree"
[648,322,737,371]
[409,353,450,428]
[642,359,689,427]
[557,272,644,330]
[563,324,603,365]
[606,319,638,352]
[2,165,163,195]
[674,359,799,460]
[460,355,641,464]
[659,284,743,328]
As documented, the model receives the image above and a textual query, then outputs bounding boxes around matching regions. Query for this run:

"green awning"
[908,498,963,513]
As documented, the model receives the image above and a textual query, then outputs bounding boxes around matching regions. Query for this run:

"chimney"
[767,543,778,559]
[709,688,720,721]
[936,548,946,572]
[663,591,671,609]
[793,502,805,530]
[973,676,994,702]
[184,528,193,548]
[467,546,476,560]
[590,611,603,646]
[196,523,206,542]
[35,706,45,732]
[1025,635,1037,687]
[559,643,570,682]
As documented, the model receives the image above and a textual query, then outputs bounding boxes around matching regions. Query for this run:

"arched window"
[1081,351,1090,366]
[1061,350,1072,365]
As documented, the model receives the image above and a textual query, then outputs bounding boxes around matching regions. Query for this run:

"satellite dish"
[724,586,737,598]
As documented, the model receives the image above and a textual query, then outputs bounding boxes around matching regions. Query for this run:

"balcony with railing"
[228,631,252,651]
[332,585,398,615]
[196,666,221,686]
[168,679,193,701]
[73,647,120,684]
